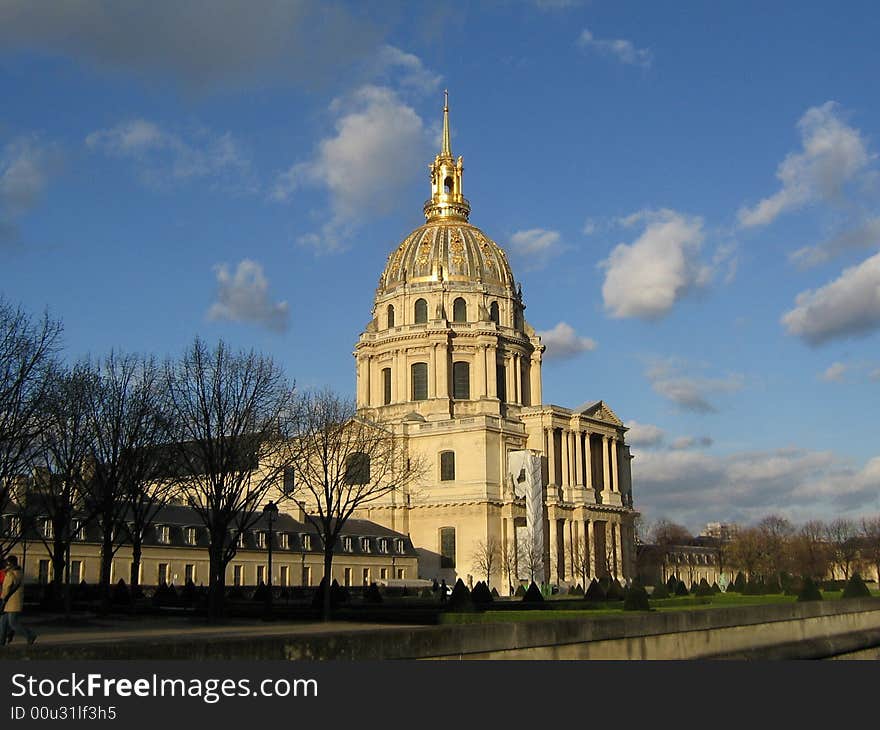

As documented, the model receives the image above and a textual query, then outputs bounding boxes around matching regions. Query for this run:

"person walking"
[0,556,36,646]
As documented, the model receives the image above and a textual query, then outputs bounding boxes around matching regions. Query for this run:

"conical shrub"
[696,578,714,597]
[842,573,871,599]
[651,580,669,599]
[666,575,678,593]
[514,584,527,597]
[623,584,651,611]
[797,577,823,602]
[449,578,473,610]
[734,572,747,592]
[522,581,544,602]
[472,581,493,605]
[584,579,606,602]
[364,582,383,604]
[605,579,625,601]
[569,583,584,596]
[675,580,689,596]
[711,581,721,594]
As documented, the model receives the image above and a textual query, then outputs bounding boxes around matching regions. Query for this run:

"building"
[351,95,637,592]
[1,501,418,590]
[637,539,725,588]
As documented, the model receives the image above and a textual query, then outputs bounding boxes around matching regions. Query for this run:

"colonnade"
[542,425,625,506]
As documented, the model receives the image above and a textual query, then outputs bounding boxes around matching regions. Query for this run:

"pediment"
[577,400,623,427]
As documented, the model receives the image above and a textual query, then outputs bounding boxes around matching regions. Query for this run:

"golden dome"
[377,221,515,296]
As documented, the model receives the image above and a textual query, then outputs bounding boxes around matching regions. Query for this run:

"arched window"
[452,361,470,400]
[345,452,371,485]
[440,451,455,481]
[414,298,428,324]
[440,527,456,568]
[411,362,428,401]
[382,367,392,405]
[386,304,395,328]
[443,176,453,194]
[453,297,467,323]
[489,301,499,324]
[496,363,506,403]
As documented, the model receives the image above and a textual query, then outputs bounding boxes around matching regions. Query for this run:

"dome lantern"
[424,91,471,223]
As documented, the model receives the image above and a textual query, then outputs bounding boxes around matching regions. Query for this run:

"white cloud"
[0,137,60,242]
[537,322,597,360]
[274,85,430,252]
[508,228,564,268]
[207,259,289,332]
[577,28,652,68]
[625,421,665,449]
[0,1,377,90]
[670,435,713,450]
[646,358,744,413]
[601,209,711,320]
[634,446,880,530]
[789,216,880,269]
[87,119,253,192]
[373,45,442,94]
[820,362,848,382]
[738,102,873,228]
[782,250,880,345]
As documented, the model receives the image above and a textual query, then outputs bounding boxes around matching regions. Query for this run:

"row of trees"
[0,298,420,620]
[648,515,880,585]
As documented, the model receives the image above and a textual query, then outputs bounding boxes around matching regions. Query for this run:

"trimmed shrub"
[689,581,699,595]
[364,582,383,604]
[449,578,473,610]
[666,575,678,593]
[743,577,761,596]
[514,584,527,598]
[605,579,625,601]
[569,584,584,596]
[584,579,606,602]
[311,577,348,609]
[764,576,781,594]
[491,587,500,598]
[675,580,689,596]
[623,584,651,611]
[797,577,823,602]
[734,572,747,592]
[711,581,721,594]
[651,581,669,599]
[522,581,544,603]
[471,581,493,605]
[842,573,871,599]
[111,579,131,605]
[696,578,714,597]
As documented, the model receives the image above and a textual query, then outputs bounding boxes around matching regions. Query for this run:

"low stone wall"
[7,599,880,660]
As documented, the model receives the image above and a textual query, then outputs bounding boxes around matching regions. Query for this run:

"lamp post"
[262,501,278,618]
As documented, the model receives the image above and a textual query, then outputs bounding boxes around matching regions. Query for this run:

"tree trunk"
[322,549,334,622]
[51,535,66,609]
[99,528,114,615]
[208,545,226,623]
[130,540,142,614]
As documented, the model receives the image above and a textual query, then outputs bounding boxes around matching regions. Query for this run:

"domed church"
[353,94,636,593]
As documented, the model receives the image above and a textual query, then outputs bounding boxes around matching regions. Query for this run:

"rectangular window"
[440,527,456,569]
[279,533,289,549]
[158,563,169,585]
[343,536,353,552]
[233,564,243,587]
[280,565,289,587]
[71,520,84,541]
[257,565,266,585]
[496,363,506,403]
[396,568,405,580]
[440,451,455,481]
[345,452,371,485]
[42,519,54,539]
[256,532,267,549]
[344,567,352,587]
[301,566,311,586]
[383,367,392,405]
[361,537,371,553]
[302,534,311,551]
[378,538,388,554]
[282,466,295,494]
[185,564,195,584]
[157,525,170,544]
[380,567,388,580]
[394,538,405,553]
[71,560,82,583]
[38,559,50,585]
[452,361,470,399]
[185,527,197,545]
[411,362,428,401]
[362,568,370,585]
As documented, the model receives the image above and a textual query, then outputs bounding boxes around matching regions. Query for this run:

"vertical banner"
[507,450,544,585]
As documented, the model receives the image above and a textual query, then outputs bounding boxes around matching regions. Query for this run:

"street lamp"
[262,501,278,618]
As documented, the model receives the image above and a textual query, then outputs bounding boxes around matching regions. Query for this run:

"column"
[487,344,498,398]
[475,344,486,398]
[584,432,592,489]
[356,356,364,405]
[610,436,619,492]
[514,353,522,404]
[505,355,515,404]
[397,350,406,403]
[563,519,573,582]
[436,342,449,399]
[427,345,435,398]
[529,355,542,405]
[548,516,558,585]
[574,430,584,487]
[546,427,557,490]
[585,519,594,578]
[560,429,570,492]
[569,431,577,486]
[601,435,610,494]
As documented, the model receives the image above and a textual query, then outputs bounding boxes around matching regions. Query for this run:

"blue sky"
[2,1,879,532]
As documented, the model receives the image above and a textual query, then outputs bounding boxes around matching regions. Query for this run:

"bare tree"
[0,298,61,557]
[287,389,423,620]
[826,518,860,581]
[471,536,500,587]
[30,362,95,610]
[81,352,172,612]
[517,532,543,585]
[500,536,518,594]
[789,520,829,581]
[164,338,296,620]
[728,527,762,579]
[649,519,693,546]
[860,517,880,585]
[756,514,794,584]
[566,532,591,589]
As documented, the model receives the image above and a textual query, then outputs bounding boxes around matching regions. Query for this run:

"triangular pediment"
[577,400,623,427]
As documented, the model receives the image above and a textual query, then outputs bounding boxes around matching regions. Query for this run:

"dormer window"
[256,531,267,549]
[302,534,312,551]
[395,538,405,553]
[343,536,353,552]
[157,525,170,544]
[361,537,371,553]
[185,527,198,545]
[71,519,84,541]
[279,533,289,549]
[378,538,389,554]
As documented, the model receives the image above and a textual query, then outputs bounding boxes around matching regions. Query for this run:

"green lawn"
[438,589,880,624]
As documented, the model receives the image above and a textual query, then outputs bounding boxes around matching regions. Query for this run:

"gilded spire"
[441,89,451,157]
[424,90,470,222]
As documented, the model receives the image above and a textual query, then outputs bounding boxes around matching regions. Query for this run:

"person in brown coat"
[0,556,36,645]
